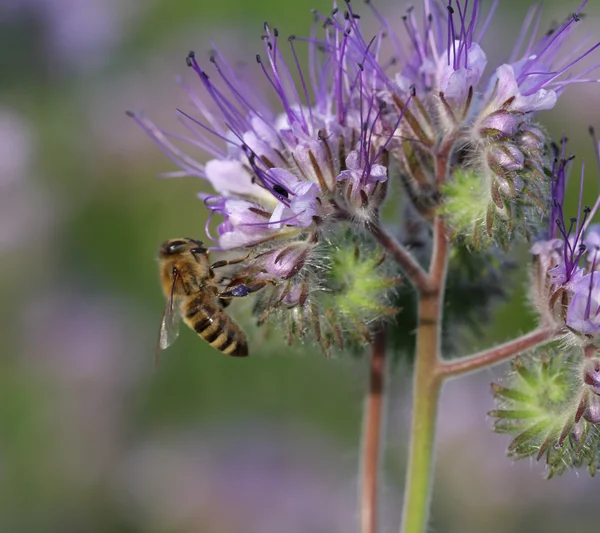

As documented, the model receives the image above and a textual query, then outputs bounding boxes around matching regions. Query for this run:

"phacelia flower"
[129,11,405,352]
[530,134,600,343]
[490,347,600,478]
[322,0,600,246]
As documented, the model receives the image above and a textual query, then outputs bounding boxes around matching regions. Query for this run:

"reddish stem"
[439,328,556,378]
[360,325,387,533]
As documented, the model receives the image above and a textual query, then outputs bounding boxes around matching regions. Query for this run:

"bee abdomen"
[185,299,248,357]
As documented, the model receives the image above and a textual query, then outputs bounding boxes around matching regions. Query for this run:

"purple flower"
[530,134,600,340]
[567,273,600,336]
[355,1,599,110]
[318,0,600,243]
[129,18,402,255]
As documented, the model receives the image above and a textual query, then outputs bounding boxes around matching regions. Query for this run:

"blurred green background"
[1,1,600,532]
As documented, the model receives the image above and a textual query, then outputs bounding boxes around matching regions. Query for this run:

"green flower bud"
[326,239,399,321]
[250,228,400,355]
[490,348,600,478]
[440,117,550,249]
[441,168,490,245]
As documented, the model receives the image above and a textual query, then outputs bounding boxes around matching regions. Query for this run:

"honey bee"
[157,238,249,358]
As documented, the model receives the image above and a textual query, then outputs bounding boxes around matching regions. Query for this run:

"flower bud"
[490,347,600,477]
[479,110,523,138]
[583,358,600,396]
[242,229,400,355]
[253,242,314,280]
[517,125,546,154]
[487,144,524,174]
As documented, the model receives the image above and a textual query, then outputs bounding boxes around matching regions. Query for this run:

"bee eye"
[166,240,187,254]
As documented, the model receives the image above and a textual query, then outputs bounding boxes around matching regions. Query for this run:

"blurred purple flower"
[117,423,397,533]
[2,0,140,70]
[0,110,56,254]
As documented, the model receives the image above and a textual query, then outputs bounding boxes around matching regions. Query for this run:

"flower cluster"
[356,0,599,247]
[129,9,407,351]
[530,135,600,344]
[131,0,599,350]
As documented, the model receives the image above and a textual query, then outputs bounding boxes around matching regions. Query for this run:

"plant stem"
[400,217,448,533]
[360,325,387,533]
[440,327,556,377]
[367,221,431,293]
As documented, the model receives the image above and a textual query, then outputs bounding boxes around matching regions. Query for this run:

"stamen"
[288,36,315,127]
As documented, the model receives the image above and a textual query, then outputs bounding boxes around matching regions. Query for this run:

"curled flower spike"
[530,133,600,342]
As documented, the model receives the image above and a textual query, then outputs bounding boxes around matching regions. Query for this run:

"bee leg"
[210,253,251,271]
[219,279,274,298]
[217,297,232,309]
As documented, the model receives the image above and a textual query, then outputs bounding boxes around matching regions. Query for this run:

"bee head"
[159,238,206,258]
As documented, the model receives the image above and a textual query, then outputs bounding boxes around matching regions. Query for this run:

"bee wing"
[159,270,183,350]
[154,269,183,369]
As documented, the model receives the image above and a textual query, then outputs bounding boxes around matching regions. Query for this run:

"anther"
[288,35,296,41]
[273,184,289,198]
[274,28,279,37]
[186,50,196,67]
[572,13,580,22]
[256,54,262,63]
[209,55,216,63]
[447,5,454,14]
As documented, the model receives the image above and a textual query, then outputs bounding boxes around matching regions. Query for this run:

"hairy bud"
[490,348,600,477]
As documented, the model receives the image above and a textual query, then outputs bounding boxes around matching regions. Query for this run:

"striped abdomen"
[183,294,248,357]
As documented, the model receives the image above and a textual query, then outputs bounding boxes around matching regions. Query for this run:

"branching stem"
[440,327,556,377]
[363,136,558,533]
[367,221,431,293]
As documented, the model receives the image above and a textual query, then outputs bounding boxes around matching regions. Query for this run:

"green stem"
[400,296,443,533]
[400,217,447,533]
